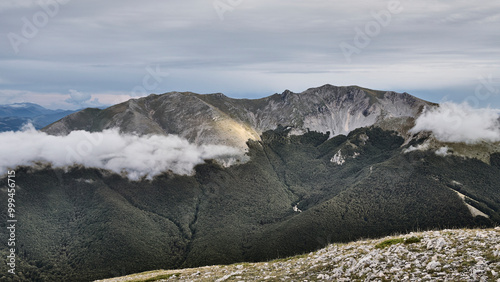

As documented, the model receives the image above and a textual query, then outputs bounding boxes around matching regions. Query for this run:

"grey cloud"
[0,0,499,107]
[64,89,105,108]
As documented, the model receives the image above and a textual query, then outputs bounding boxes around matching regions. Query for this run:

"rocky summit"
[42,84,431,149]
[96,228,500,281]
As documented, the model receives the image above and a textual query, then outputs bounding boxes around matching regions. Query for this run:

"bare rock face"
[42,85,431,149]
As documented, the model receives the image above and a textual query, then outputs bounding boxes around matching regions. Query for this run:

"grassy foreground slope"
[96,227,500,281]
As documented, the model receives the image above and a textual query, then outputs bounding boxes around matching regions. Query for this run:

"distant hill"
[0,103,77,131]
[0,102,53,118]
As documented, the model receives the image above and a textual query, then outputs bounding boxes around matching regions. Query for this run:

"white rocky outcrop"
[330,150,361,165]
[330,150,345,165]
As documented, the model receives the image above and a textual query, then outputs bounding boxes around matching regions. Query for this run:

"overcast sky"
[1,0,499,110]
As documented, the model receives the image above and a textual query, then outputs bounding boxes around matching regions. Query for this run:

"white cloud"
[67,89,91,103]
[435,146,449,156]
[410,102,500,144]
[65,89,103,108]
[0,125,244,180]
[0,89,133,110]
[403,141,430,154]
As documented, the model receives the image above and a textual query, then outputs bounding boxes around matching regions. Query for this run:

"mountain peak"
[43,85,432,148]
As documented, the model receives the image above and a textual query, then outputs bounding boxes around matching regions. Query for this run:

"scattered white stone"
[317,273,330,279]
[427,237,447,251]
[427,260,441,271]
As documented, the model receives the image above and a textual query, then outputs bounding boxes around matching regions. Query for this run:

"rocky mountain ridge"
[43,85,431,149]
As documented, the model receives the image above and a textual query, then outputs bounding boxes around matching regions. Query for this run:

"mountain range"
[43,85,431,149]
[0,103,77,132]
[1,85,499,281]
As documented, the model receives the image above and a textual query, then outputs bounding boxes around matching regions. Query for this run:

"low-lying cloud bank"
[410,102,500,144]
[0,125,244,180]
